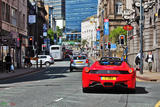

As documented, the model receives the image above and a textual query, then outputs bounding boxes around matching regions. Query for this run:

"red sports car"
[82,57,136,93]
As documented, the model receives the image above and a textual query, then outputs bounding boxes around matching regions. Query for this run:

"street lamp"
[32,1,39,68]
[100,9,105,57]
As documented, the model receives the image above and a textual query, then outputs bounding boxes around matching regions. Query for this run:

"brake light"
[71,59,73,63]
[128,69,133,74]
[50,58,54,60]
[86,59,89,63]
[84,67,90,73]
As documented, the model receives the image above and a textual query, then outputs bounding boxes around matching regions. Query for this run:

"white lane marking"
[54,98,63,102]
[5,88,10,90]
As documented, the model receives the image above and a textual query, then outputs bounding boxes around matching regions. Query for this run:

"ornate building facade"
[125,0,160,72]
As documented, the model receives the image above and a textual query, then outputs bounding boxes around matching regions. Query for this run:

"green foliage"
[56,26,63,37]
[47,28,54,40]
[109,26,127,43]
[81,39,88,48]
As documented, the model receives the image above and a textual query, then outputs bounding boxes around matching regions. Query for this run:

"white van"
[49,45,64,60]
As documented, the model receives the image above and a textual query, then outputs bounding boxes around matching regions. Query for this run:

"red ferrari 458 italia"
[82,57,136,93]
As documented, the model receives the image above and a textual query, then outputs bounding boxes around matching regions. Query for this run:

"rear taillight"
[84,67,90,73]
[128,69,133,74]
[86,59,89,63]
[51,58,54,60]
[71,59,73,63]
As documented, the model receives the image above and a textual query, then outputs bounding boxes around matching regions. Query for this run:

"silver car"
[70,55,89,72]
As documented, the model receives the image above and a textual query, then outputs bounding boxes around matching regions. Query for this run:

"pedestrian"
[24,56,32,68]
[5,53,12,73]
[145,51,154,72]
[135,53,140,70]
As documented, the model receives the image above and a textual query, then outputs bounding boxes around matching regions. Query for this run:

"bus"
[49,45,64,60]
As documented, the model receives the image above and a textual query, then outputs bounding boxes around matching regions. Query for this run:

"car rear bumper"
[82,73,136,89]
[71,64,89,69]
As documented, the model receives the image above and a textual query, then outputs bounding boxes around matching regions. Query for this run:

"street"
[0,60,160,107]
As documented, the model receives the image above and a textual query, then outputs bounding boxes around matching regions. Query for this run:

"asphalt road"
[0,59,160,107]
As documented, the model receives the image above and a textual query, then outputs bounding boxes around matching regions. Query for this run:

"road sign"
[123,25,133,31]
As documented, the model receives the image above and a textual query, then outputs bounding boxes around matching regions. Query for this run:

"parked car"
[82,57,136,93]
[70,55,89,72]
[31,55,54,67]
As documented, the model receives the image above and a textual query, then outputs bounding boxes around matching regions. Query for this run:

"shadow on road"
[85,86,148,94]
[0,67,70,84]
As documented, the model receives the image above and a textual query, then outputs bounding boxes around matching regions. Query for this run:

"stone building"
[81,15,98,49]
[125,0,160,72]
[0,0,28,68]
[98,0,127,56]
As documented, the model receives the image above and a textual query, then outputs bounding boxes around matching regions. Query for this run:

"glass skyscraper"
[44,0,65,28]
[65,0,97,32]
[65,0,98,41]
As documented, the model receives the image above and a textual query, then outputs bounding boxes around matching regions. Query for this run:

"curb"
[136,76,158,82]
[0,68,43,81]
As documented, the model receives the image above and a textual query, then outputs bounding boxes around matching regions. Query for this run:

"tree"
[109,27,127,43]
[56,26,63,37]
[47,28,54,44]
[81,39,88,48]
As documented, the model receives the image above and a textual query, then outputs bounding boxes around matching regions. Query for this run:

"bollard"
[40,60,42,68]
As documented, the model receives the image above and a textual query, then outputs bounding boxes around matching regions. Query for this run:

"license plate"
[101,77,116,80]
[76,61,83,63]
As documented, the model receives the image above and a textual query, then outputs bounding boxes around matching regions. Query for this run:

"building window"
[23,14,25,29]
[6,4,10,23]
[1,2,5,21]
[115,2,122,15]
[150,17,152,25]
[11,8,17,26]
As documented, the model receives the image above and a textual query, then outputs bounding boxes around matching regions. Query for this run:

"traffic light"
[101,44,103,49]
[42,44,46,51]
[119,35,125,45]
[16,38,20,47]
[108,42,111,49]
[29,36,33,46]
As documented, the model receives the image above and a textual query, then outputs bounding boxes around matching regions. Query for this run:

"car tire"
[45,62,50,67]
[82,87,90,93]
[128,88,136,93]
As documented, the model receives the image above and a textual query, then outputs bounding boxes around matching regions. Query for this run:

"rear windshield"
[51,47,59,50]
[73,56,86,60]
[99,57,122,65]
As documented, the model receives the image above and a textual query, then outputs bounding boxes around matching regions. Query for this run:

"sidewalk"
[0,68,43,80]
[89,57,160,82]
[136,70,160,82]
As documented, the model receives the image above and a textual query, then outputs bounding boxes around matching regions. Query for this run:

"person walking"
[5,53,12,73]
[145,51,154,72]
[135,53,140,70]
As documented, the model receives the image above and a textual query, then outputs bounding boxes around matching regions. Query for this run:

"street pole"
[140,0,143,74]
[101,10,104,57]
[35,2,38,68]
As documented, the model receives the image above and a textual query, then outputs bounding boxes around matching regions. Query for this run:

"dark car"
[65,49,73,58]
